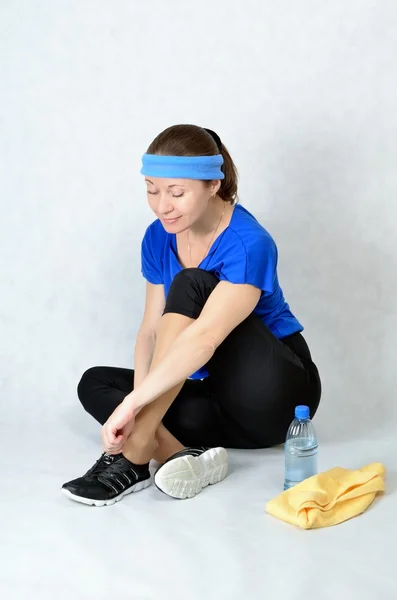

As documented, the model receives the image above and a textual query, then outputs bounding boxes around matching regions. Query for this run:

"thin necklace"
[187,204,225,267]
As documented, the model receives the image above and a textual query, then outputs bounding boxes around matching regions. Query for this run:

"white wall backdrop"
[1,0,396,442]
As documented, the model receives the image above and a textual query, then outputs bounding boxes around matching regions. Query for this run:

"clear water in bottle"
[284,405,318,490]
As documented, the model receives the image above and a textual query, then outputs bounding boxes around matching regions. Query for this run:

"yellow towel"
[266,462,385,529]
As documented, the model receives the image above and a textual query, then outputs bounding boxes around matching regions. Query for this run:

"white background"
[1,1,396,598]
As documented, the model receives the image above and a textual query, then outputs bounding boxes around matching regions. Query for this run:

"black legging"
[78,269,321,449]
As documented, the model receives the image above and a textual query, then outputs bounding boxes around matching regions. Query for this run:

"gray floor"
[2,414,396,600]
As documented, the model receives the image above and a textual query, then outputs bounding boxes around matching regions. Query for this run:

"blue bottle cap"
[295,405,310,419]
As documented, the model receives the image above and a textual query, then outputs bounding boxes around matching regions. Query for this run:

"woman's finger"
[102,421,124,453]
[112,433,124,452]
[103,425,114,453]
[101,427,108,450]
[111,435,123,452]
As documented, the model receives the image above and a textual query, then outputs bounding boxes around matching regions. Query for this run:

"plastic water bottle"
[284,405,318,490]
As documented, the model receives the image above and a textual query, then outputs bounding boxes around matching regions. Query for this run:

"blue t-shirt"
[141,204,303,379]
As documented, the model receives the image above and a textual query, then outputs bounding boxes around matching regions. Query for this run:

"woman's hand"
[101,399,136,454]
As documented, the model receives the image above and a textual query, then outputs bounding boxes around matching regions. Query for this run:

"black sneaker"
[154,446,228,499]
[62,455,151,506]
[61,452,122,496]
[79,452,124,481]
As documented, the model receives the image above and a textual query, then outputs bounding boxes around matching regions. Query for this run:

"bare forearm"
[133,328,156,389]
[126,322,215,412]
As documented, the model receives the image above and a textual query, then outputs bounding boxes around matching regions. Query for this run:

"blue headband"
[140,153,225,180]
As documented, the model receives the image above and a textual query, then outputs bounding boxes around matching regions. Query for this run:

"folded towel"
[266,462,385,529]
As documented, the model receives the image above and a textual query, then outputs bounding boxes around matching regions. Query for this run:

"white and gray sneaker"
[154,446,228,499]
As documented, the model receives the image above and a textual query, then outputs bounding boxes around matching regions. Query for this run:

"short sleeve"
[217,231,277,294]
[141,223,164,285]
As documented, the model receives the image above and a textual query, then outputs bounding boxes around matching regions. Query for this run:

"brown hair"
[146,124,238,204]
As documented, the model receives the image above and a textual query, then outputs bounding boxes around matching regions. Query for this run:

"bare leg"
[153,423,184,464]
[121,313,193,464]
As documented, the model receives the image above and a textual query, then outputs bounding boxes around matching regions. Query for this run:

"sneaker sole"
[154,447,228,499]
[61,477,151,507]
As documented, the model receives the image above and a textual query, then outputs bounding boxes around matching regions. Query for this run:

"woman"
[62,124,321,506]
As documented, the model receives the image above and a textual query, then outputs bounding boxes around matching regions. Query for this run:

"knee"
[165,269,219,318]
[77,366,102,410]
[171,268,218,290]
